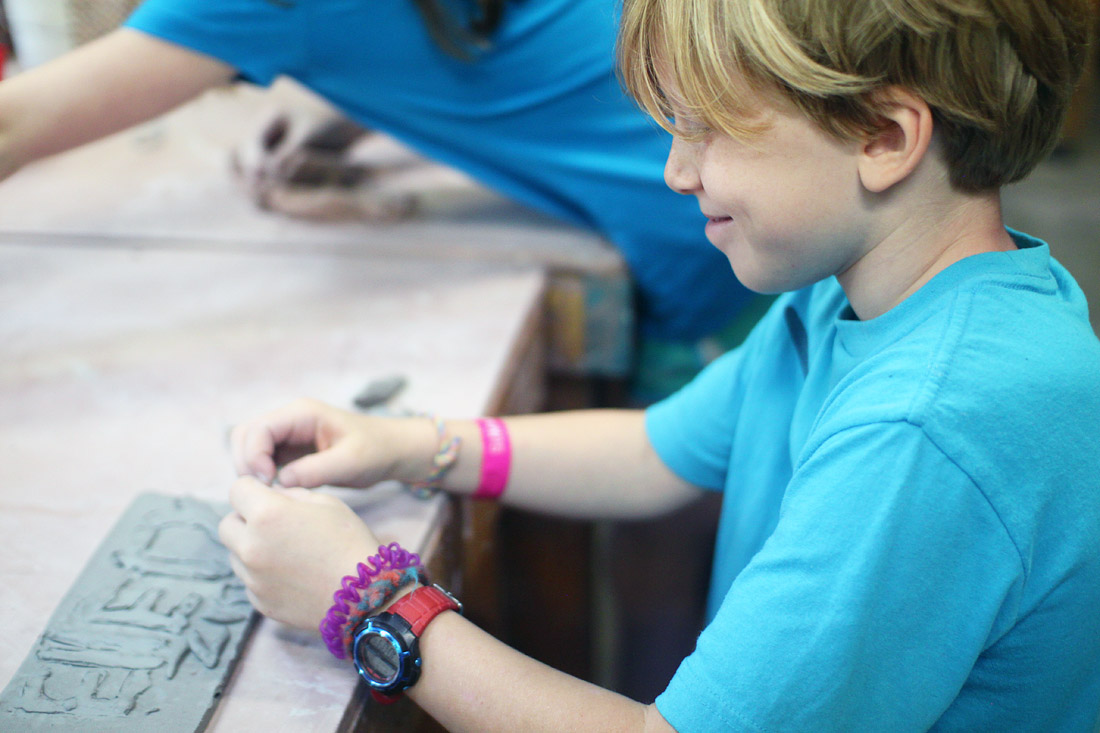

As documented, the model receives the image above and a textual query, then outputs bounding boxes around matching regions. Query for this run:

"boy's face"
[662,85,871,295]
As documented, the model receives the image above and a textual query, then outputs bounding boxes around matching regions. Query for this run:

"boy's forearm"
[430,410,700,520]
[0,77,36,180]
[0,131,20,182]
[409,611,675,733]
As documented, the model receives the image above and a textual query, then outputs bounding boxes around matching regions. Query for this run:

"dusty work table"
[0,79,592,731]
[0,241,545,731]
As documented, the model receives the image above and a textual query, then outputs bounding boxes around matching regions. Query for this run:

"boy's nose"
[664,137,700,195]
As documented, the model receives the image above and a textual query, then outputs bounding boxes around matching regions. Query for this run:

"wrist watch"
[352,583,462,702]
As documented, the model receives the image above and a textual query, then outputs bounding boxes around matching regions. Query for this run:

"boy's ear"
[857,87,934,193]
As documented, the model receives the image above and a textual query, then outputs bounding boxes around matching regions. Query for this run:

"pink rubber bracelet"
[473,418,511,500]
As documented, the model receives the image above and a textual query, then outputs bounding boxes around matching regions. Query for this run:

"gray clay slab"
[0,493,257,731]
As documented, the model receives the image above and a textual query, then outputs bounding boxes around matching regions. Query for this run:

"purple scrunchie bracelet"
[319,542,421,659]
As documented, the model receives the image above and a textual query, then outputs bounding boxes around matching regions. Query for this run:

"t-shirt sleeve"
[645,346,748,490]
[657,421,1023,732]
[645,292,804,492]
[125,0,308,86]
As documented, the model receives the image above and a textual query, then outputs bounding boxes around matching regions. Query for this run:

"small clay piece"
[0,494,257,731]
[352,374,408,411]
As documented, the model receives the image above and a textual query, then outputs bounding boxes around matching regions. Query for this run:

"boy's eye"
[673,116,712,139]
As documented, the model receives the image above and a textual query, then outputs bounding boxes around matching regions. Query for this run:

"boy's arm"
[411,610,678,732]
[219,477,681,732]
[231,401,703,521]
[442,410,702,519]
[0,27,235,181]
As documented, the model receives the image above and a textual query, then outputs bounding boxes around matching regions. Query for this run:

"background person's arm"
[0,27,235,181]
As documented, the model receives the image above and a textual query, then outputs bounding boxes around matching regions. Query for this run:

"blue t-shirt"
[124,0,751,341]
[647,233,1100,731]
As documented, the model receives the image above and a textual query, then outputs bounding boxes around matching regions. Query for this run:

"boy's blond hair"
[618,0,1094,191]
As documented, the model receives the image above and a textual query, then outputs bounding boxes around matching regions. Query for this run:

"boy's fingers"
[278,442,357,489]
[229,422,274,481]
[228,475,280,520]
[274,457,308,489]
[275,487,313,500]
[229,400,334,481]
[227,554,253,588]
[275,486,342,507]
[238,417,309,483]
[251,402,324,447]
[217,509,246,554]
[243,430,278,483]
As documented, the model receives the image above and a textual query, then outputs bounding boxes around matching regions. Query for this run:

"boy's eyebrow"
[652,79,690,117]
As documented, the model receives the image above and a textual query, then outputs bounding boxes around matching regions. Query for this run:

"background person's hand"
[230,107,416,220]
[230,106,366,201]
[218,476,382,629]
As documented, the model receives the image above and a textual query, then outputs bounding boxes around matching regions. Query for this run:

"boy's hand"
[230,398,396,489]
[218,477,380,629]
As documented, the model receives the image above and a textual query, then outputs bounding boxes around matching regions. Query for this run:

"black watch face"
[360,631,401,685]
[356,626,404,686]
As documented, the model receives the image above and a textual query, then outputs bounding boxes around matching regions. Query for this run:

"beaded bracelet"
[319,542,422,659]
[338,564,425,657]
[408,414,461,499]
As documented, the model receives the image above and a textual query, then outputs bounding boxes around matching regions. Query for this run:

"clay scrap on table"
[352,373,408,411]
[0,493,257,732]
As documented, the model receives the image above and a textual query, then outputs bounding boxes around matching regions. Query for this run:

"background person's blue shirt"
[125,0,751,342]
[647,232,1100,731]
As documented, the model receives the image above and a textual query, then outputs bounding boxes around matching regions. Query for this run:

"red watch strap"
[388,585,460,636]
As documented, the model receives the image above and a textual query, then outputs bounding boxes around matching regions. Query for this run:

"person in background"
[218,0,1100,729]
[0,0,765,402]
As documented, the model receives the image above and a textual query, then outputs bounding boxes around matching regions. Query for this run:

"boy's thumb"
[275,455,329,489]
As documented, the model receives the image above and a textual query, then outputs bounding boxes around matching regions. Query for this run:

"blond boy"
[220,0,1099,729]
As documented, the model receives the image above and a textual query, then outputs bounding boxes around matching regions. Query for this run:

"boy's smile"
[703,212,733,237]
[664,99,868,297]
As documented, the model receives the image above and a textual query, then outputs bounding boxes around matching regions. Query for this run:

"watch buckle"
[431,583,463,615]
